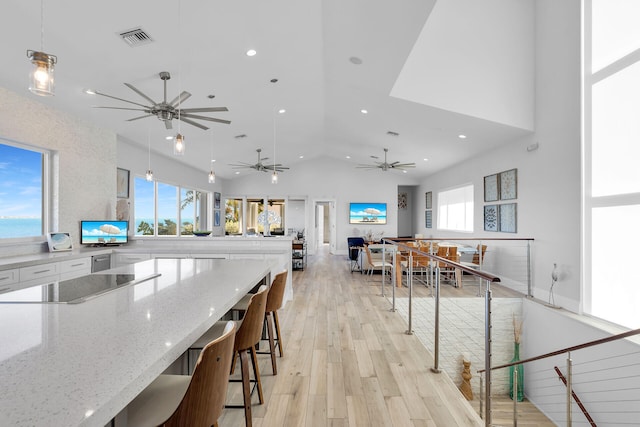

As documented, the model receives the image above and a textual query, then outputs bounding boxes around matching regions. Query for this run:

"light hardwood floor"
[218,245,485,426]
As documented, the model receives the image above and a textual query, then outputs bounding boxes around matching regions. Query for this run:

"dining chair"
[232,270,288,375]
[436,245,462,287]
[190,285,269,427]
[126,321,236,427]
[363,244,392,281]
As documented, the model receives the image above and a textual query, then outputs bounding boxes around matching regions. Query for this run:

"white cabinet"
[0,268,19,292]
[19,263,58,282]
[114,253,151,266]
[59,257,92,280]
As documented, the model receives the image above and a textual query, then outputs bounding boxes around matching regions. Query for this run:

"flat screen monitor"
[80,220,129,246]
[349,202,387,225]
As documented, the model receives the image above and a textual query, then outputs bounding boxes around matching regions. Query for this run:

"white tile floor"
[392,295,523,396]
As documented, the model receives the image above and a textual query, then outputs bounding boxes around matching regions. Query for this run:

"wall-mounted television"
[80,220,129,246]
[349,203,387,225]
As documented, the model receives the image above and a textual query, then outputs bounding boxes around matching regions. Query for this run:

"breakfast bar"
[0,257,275,427]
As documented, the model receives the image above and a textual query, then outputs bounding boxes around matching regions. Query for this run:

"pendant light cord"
[40,0,45,51]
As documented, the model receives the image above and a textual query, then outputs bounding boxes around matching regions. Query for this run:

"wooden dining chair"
[126,321,236,427]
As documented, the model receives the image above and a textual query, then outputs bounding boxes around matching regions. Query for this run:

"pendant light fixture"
[27,0,57,96]
[173,0,185,155]
[145,127,154,181]
[208,130,216,184]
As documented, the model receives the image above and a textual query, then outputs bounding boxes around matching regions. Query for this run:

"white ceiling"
[0,0,534,180]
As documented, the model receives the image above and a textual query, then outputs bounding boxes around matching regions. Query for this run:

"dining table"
[0,257,274,427]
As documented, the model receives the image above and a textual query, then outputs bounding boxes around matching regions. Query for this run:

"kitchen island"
[0,257,274,427]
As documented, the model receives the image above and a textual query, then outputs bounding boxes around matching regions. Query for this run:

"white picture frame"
[47,232,73,252]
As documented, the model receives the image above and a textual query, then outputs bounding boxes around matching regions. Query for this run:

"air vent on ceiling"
[119,28,154,47]
[387,131,399,137]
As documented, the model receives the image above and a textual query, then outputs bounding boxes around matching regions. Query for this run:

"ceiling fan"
[229,148,290,173]
[356,148,416,171]
[88,71,230,130]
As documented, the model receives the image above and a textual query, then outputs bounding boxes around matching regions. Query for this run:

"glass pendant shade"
[173,133,185,155]
[27,50,56,96]
[208,170,215,184]
[145,169,154,181]
[271,170,278,184]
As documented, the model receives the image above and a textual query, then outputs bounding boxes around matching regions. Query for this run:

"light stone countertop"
[0,257,274,427]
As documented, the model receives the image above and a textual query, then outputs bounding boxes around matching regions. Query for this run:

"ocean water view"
[0,218,42,238]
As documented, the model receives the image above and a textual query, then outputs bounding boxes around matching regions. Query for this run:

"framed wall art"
[214,192,221,209]
[484,205,499,232]
[425,191,433,209]
[484,174,499,202]
[398,192,408,210]
[425,210,432,228]
[214,209,221,227]
[116,167,130,199]
[499,203,517,233]
[499,168,517,200]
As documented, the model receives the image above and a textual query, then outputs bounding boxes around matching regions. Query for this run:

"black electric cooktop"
[0,273,161,304]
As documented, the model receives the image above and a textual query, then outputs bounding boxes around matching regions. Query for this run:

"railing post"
[527,240,532,298]
[479,372,484,420]
[406,251,413,335]
[431,266,441,373]
[484,279,492,427]
[381,244,386,298]
[513,366,518,427]
[567,351,573,427]
[391,247,396,312]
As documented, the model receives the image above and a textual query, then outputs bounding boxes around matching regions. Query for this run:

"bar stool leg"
[265,312,278,375]
[239,349,253,427]
[249,346,264,404]
[273,310,284,357]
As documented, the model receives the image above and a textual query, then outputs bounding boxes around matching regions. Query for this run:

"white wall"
[0,87,116,256]
[397,185,415,237]
[413,0,581,313]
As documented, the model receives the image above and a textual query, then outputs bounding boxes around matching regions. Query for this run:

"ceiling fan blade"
[179,107,228,113]
[356,165,380,169]
[179,116,209,130]
[126,114,154,122]
[164,120,173,130]
[124,83,158,106]
[169,91,192,107]
[179,113,231,125]
[229,162,253,167]
[93,106,150,112]
[392,163,416,168]
[92,90,150,109]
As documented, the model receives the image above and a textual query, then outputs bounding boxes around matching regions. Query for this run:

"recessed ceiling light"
[349,56,363,65]
[423,158,429,162]
[246,49,257,57]
[84,89,96,95]
[299,155,304,159]
[165,136,173,140]
[346,155,351,159]
[211,159,216,163]
[278,109,286,114]
[360,109,368,114]
[235,171,240,175]
[458,134,467,139]
[403,170,408,174]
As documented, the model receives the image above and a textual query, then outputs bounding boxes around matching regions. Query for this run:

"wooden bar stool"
[126,321,236,427]
[189,285,269,427]
[233,270,288,375]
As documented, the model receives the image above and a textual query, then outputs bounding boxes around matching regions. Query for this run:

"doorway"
[313,199,336,255]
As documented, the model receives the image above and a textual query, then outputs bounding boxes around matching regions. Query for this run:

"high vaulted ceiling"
[1,0,534,180]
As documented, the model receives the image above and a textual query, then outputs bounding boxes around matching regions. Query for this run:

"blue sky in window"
[0,144,42,218]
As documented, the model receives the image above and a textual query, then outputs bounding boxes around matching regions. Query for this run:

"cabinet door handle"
[0,276,10,281]
[70,263,84,267]
[33,269,51,274]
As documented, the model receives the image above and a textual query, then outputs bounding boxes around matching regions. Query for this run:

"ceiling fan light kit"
[230,148,290,174]
[173,133,185,155]
[28,0,56,96]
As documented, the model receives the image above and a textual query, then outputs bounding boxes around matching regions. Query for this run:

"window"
[247,198,265,233]
[225,198,243,235]
[0,141,48,239]
[133,176,210,237]
[437,184,473,232]
[584,0,640,328]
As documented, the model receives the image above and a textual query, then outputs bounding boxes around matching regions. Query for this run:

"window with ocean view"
[0,141,47,240]
[134,176,210,237]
